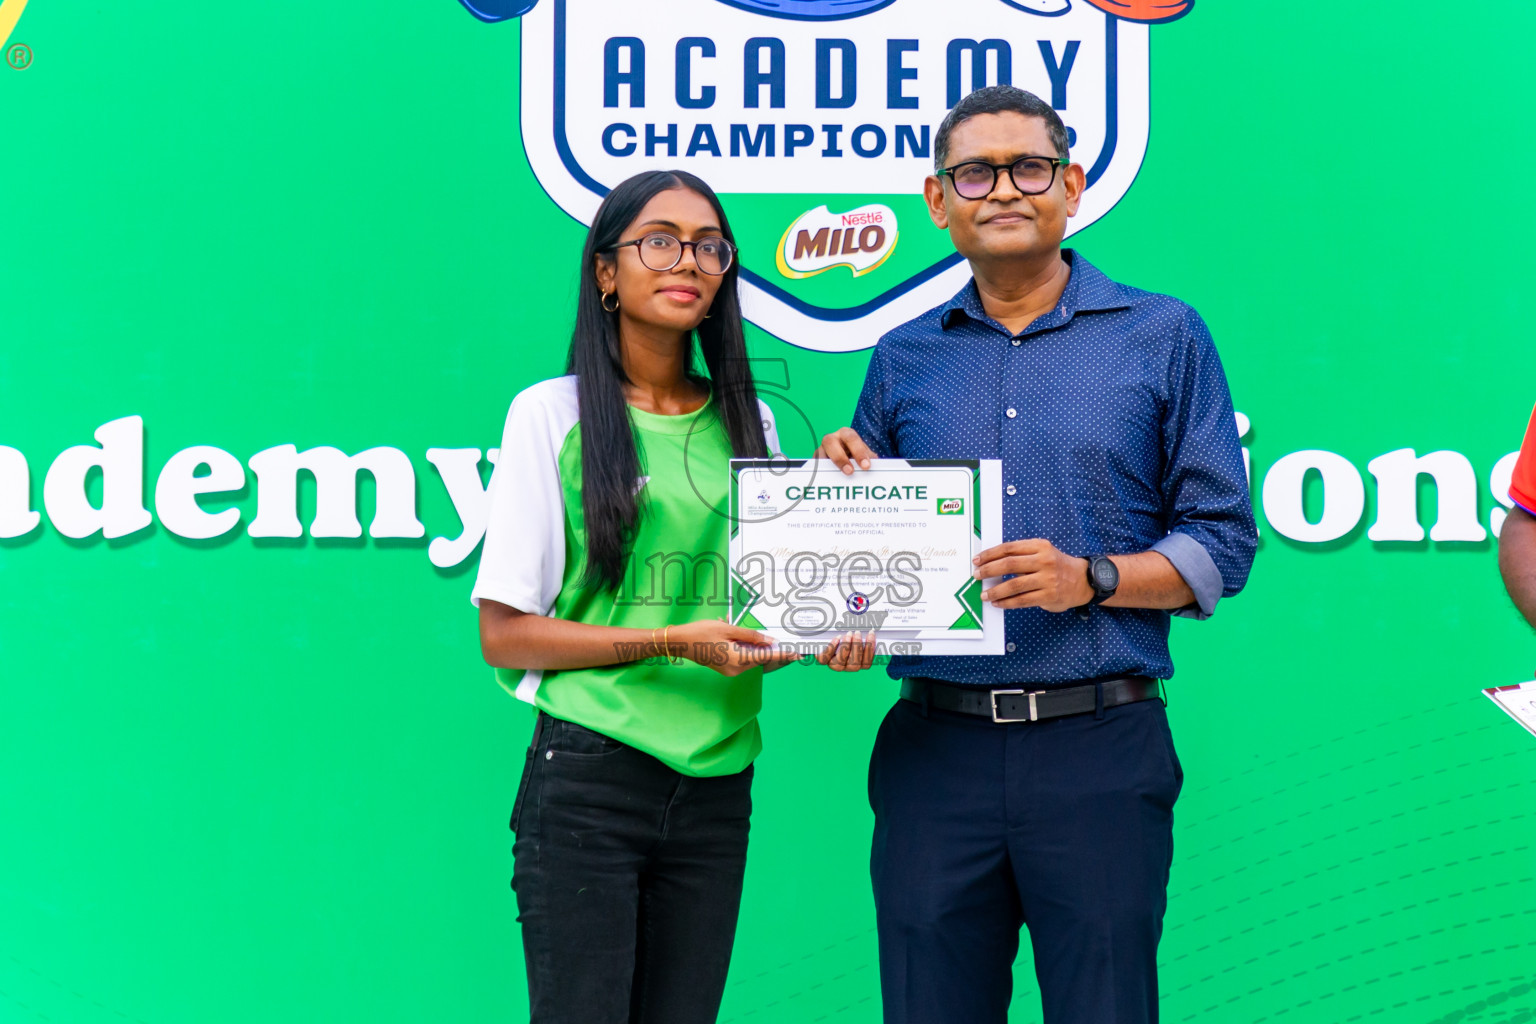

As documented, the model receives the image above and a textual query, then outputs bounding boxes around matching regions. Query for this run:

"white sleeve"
[470,386,570,614]
[757,398,782,457]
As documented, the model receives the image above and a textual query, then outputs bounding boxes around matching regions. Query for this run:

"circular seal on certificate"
[846,592,870,615]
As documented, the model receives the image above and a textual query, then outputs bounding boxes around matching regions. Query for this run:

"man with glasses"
[818,85,1257,1024]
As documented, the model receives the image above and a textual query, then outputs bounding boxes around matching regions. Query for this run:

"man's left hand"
[973,539,1093,612]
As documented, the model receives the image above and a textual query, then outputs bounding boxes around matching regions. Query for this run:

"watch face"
[1092,558,1119,592]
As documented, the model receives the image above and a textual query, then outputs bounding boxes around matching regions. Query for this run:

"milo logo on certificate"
[461,0,1188,352]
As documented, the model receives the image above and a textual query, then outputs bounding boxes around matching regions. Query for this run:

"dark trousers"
[869,695,1183,1024]
[510,713,754,1024]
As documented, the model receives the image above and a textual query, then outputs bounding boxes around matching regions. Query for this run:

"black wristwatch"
[1077,555,1119,618]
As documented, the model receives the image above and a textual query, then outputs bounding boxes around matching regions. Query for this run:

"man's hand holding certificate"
[728,458,1005,655]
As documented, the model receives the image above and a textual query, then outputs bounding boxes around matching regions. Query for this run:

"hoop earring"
[601,291,619,313]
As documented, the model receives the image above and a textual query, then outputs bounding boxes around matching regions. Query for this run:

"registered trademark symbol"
[5,43,31,69]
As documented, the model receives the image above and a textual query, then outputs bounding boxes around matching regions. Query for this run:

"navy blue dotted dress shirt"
[850,250,1258,687]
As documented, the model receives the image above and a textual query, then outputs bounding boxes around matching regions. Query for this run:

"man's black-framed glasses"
[608,232,736,275]
[941,156,1070,200]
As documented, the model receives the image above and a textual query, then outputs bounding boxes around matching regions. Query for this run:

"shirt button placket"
[1003,336,1026,545]
[1000,358,1020,662]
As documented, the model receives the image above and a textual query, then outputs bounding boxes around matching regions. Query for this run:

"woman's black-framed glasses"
[941,156,1070,200]
[608,232,736,275]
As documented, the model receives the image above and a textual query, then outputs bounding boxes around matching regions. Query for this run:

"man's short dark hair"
[933,85,1071,172]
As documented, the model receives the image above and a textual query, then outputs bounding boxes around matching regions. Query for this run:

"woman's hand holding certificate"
[659,619,876,674]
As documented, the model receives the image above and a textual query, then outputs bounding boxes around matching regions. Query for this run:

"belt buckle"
[990,688,1038,723]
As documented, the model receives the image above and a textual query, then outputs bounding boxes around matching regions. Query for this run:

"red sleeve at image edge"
[1510,405,1536,515]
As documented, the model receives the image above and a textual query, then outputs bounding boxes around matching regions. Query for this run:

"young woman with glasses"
[472,169,876,1024]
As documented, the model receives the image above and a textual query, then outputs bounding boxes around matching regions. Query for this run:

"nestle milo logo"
[937,497,965,515]
[778,204,897,279]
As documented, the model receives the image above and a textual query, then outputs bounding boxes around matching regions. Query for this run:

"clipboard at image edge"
[1482,681,1536,739]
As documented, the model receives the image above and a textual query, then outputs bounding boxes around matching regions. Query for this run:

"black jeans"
[870,696,1182,1024]
[510,712,754,1024]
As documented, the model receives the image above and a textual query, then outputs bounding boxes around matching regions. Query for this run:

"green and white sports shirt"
[471,375,782,778]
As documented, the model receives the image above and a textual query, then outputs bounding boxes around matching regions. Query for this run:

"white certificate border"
[729,458,1005,656]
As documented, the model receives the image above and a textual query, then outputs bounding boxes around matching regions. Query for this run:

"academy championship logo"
[459,0,1190,351]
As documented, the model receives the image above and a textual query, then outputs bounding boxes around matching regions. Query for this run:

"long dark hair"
[566,170,768,593]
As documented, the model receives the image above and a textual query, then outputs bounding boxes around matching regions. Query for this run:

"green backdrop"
[3,2,1535,1022]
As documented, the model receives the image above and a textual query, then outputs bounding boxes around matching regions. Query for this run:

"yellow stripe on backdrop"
[0,0,29,49]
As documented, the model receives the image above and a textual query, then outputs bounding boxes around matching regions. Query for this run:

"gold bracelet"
[663,625,672,663]
[650,627,660,659]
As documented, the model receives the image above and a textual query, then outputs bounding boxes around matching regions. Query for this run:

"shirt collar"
[939,249,1134,332]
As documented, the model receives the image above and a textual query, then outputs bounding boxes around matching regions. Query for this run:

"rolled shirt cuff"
[1150,532,1225,621]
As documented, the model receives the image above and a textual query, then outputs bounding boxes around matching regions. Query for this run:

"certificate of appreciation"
[728,458,1004,655]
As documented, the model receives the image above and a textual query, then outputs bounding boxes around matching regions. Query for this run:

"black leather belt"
[900,675,1161,724]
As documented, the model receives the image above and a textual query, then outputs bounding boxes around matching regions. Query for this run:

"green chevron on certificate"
[728,458,1004,655]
